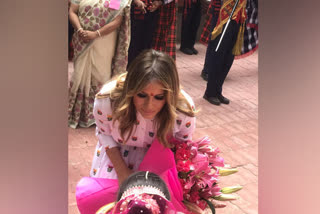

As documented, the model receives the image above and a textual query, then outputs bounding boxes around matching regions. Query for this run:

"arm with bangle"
[82,14,123,43]
[69,3,86,39]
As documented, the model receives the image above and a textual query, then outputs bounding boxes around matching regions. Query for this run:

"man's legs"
[203,20,240,105]
[180,0,201,55]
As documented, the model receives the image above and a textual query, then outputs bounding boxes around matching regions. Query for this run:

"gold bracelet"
[96,29,101,37]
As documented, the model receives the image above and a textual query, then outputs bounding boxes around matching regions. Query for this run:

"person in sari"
[68,0,131,128]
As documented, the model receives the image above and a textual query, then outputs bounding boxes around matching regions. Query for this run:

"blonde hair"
[97,49,195,148]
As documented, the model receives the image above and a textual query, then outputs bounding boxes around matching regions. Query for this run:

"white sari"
[68,0,131,128]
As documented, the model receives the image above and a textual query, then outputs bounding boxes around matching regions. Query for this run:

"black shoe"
[217,94,230,104]
[203,94,221,105]
[191,47,198,55]
[180,47,193,55]
[201,70,208,81]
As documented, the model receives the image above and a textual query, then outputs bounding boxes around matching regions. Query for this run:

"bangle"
[77,27,83,32]
[96,29,101,37]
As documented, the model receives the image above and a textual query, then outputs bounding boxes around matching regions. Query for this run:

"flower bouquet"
[170,136,242,213]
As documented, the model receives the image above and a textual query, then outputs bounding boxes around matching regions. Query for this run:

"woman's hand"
[149,0,162,12]
[134,0,147,13]
[81,30,98,43]
[77,28,86,39]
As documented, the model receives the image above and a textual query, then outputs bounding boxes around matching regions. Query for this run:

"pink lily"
[209,155,225,167]
[192,153,209,174]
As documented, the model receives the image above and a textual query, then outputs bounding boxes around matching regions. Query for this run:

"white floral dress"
[90,91,196,179]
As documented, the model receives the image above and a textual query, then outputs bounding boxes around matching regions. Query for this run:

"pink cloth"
[76,139,190,214]
[109,0,121,10]
[138,139,190,213]
[76,177,118,214]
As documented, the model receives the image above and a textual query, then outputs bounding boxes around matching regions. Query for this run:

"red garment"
[199,0,221,45]
[152,1,177,60]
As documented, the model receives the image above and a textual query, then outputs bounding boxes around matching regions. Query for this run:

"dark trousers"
[128,7,159,67]
[205,20,240,97]
[180,0,202,49]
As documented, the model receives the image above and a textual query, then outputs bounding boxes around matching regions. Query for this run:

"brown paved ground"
[68,43,258,214]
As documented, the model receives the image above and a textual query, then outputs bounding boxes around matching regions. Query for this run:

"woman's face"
[133,80,166,119]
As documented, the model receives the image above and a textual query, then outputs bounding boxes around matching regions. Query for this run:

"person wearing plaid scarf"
[179,0,202,55]
[201,0,247,106]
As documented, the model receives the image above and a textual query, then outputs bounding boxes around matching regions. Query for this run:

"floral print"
[99,19,106,27]
[90,92,196,179]
[68,83,99,128]
[104,0,109,8]
[72,0,129,61]
[93,7,100,16]
[84,5,91,12]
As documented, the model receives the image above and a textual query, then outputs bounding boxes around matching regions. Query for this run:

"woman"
[90,49,196,182]
[68,0,131,128]
[76,49,197,214]
[76,50,233,214]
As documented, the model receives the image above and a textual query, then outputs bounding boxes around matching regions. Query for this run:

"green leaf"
[203,199,215,214]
